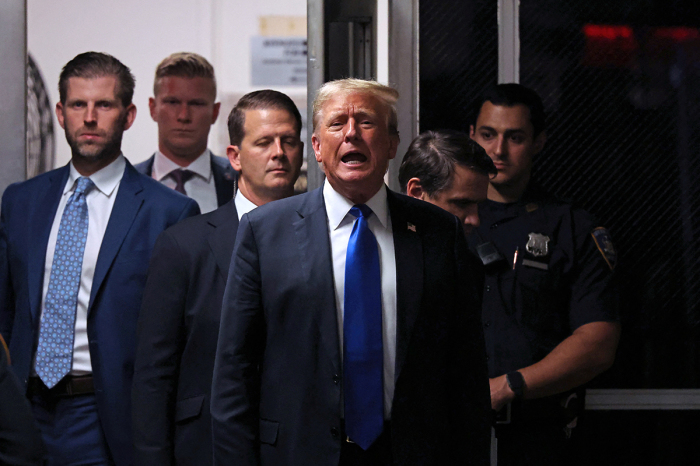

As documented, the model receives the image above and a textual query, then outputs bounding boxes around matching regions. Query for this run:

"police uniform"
[467,183,619,465]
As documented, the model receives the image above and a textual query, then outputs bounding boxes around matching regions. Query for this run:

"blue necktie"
[35,176,94,388]
[344,204,384,449]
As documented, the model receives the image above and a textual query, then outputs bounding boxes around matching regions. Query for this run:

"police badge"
[526,233,550,257]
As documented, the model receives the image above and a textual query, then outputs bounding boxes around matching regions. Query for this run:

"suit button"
[333,374,340,384]
[484,321,491,328]
[485,286,491,292]
[331,427,339,438]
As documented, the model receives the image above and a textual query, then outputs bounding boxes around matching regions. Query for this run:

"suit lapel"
[28,166,70,323]
[388,192,423,382]
[89,162,144,309]
[206,201,239,280]
[293,188,340,374]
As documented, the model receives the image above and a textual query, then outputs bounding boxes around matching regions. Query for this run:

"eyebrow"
[326,107,378,121]
[477,125,527,135]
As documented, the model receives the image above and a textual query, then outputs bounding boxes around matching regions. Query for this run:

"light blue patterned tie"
[35,176,94,388]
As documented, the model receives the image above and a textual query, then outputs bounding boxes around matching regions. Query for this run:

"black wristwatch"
[506,371,525,399]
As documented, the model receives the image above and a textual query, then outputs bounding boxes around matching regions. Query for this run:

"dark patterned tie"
[35,176,94,388]
[169,169,194,195]
[343,204,384,449]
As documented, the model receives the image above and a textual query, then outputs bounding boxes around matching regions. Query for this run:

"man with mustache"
[212,78,491,465]
[468,83,620,465]
[0,52,199,465]
[132,90,303,465]
[136,52,235,213]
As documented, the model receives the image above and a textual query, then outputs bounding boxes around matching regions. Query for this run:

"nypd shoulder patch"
[591,227,617,271]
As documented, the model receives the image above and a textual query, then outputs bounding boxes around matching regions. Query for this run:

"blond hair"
[312,78,399,135]
[153,52,216,97]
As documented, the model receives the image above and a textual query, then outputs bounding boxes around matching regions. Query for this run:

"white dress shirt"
[35,155,125,375]
[234,189,257,221]
[152,149,218,214]
[323,181,397,419]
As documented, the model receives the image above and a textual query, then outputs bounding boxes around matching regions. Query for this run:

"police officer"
[468,83,620,465]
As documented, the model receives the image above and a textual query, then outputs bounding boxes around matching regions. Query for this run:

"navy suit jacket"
[0,160,200,466]
[134,152,236,207]
[132,200,239,465]
[211,186,491,466]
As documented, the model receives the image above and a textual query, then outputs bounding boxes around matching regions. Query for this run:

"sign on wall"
[251,37,307,86]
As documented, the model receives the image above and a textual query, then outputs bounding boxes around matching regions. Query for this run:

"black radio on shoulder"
[476,242,506,270]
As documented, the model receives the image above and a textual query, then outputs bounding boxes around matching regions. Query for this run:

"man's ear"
[211,102,221,124]
[312,134,322,164]
[405,178,427,200]
[533,131,547,155]
[388,133,400,160]
[149,97,157,121]
[55,102,65,129]
[469,125,475,139]
[123,104,137,131]
[227,145,242,171]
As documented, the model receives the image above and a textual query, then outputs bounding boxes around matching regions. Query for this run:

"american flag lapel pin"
[407,222,416,232]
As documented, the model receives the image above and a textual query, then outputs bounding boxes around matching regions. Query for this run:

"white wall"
[28,0,307,168]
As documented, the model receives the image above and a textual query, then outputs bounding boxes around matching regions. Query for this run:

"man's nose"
[84,104,97,124]
[177,104,191,122]
[271,138,285,158]
[463,206,480,231]
[344,119,359,140]
[493,135,506,158]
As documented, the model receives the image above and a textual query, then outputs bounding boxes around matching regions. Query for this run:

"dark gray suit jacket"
[132,200,239,465]
[134,152,236,207]
[211,186,491,466]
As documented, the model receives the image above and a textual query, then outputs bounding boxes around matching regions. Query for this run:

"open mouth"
[341,151,367,165]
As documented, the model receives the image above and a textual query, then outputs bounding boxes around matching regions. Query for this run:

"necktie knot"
[169,169,194,195]
[350,204,373,220]
[74,177,95,196]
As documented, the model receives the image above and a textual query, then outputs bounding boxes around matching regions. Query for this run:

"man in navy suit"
[135,52,235,213]
[0,52,199,465]
[211,79,491,465]
[132,90,303,465]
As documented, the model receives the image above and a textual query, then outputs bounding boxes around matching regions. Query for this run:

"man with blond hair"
[212,78,491,465]
[136,52,235,213]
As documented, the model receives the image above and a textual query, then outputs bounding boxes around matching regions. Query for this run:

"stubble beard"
[66,112,127,164]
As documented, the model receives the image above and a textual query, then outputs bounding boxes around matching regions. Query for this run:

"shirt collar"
[66,154,125,197]
[234,189,258,220]
[323,181,390,231]
[152,149,211,182]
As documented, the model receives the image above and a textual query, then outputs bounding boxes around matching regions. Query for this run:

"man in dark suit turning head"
[132,89,303,465]
[211,78,491,465]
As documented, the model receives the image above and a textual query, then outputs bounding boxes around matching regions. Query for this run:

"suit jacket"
[211,186,491,466]
[132,200,239,465]
[134,152,236,207]
[0,160,200,466]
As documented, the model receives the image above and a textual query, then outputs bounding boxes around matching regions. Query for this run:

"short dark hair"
[398,130,497,195]
[59,52,135,107]
[471,83,546,137]
[153,52,216,97]
[227,90,302,146]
